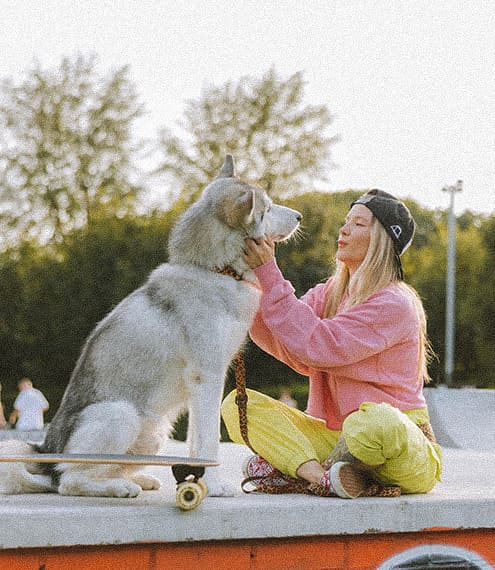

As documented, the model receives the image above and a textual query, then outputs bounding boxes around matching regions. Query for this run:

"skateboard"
[0,453,218,511]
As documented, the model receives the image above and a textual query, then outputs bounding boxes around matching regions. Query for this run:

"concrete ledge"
[0,441,493,550]
[0,429,46,443]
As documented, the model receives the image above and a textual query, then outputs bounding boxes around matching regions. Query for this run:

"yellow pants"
[221,389,442,494]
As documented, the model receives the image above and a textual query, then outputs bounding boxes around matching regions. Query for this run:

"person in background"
[0,383,7,429]
[222,190,442,499]
[9,377,49,431]
[278,389,298,409]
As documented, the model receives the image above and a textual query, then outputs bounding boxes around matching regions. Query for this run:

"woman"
[221,190,442,498]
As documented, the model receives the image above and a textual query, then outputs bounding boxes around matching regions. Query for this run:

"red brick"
[44,545,151,570]
[155,542,252,570]
[251,538,346,570]
[0,551,42,570]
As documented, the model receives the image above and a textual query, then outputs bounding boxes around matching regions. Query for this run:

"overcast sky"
[1,0,494,214]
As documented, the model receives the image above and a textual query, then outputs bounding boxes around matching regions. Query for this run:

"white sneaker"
[242,455,296,487]
[329,461,368,499]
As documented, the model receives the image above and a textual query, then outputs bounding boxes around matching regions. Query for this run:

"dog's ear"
[238,188,255,220]
[218,187,255,228]
[217,154,235,178]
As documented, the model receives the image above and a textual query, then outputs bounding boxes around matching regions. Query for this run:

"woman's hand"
[243,237,275,269]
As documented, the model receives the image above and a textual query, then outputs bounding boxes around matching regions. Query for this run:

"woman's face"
[336,204,373,274]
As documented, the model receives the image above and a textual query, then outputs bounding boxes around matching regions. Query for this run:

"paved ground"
[0,440,494,549]
[0,387,493,550]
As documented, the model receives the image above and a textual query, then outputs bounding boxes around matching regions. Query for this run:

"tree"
[0,209,176,413]
[0,54,144,247]
[155,68,339,203]
[472,215,495,387]
[2,192,492,415]
[454,222,492,386]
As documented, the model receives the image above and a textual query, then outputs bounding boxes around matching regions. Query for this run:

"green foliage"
[156,68,339,203]
[0,54,144,247]
[0,55,493,422]
[466,215,495,387]
[0,191,494,418]
[279,190,361,294]
[0,210,176,414]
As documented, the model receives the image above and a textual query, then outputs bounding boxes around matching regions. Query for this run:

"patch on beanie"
[390,225,403,239]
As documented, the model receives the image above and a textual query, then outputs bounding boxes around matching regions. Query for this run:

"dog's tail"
[0,440,53,494]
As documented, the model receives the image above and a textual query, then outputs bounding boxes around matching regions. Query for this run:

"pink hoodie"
[250,259,427,430]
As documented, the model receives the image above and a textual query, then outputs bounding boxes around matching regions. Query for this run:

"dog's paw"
[59,478,142,498]
[131,473,161,491]
[107,480,142,498]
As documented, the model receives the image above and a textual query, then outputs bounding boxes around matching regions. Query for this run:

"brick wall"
[1,528,493,569]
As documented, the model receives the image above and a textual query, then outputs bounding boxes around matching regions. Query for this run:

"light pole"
[442,180,462,387]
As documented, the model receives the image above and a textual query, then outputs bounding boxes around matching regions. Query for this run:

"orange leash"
[232,351,255,453]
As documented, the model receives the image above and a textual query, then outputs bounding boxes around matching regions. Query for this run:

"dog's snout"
[296,212,302,222]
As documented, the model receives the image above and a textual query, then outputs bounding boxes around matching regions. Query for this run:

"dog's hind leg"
[126,416,170,491]
[57,401,144,498]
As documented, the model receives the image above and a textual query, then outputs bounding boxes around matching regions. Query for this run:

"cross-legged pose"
[222,190,442,498]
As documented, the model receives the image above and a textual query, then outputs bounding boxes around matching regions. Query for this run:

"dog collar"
[214,266,244,281]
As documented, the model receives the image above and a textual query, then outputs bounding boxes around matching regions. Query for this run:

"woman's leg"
[342,402,442,493]
[221,389,340,478]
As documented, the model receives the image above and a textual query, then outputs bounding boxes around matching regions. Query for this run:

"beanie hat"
[351,189,416,278]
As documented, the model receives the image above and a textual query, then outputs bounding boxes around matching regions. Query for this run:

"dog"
[0,155,301,498]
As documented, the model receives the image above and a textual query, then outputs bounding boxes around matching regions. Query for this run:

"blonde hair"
[324,217,433,383]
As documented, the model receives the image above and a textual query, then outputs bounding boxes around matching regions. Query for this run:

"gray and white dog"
[0,155,301,498]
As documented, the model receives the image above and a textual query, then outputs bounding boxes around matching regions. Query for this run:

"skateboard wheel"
[197,478,208,499]
[176,481,203,511]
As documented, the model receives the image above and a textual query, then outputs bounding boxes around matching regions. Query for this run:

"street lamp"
[441,180,462,387]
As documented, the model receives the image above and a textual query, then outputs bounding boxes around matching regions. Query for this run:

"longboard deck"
[0,453,218,467]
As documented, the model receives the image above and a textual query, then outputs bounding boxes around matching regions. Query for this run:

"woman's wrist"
[243,237,275,269]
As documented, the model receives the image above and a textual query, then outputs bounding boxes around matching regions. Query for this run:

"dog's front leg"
[187,374,236,497]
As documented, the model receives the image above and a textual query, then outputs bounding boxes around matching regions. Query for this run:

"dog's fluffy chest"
[145,263,260,335]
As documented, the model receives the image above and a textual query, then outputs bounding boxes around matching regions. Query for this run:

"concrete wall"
[0,428,46,443]
[424,387,495,452]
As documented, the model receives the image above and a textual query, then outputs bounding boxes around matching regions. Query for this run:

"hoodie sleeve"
[252,259,415,372]
[250,310,312,376]
[249,264,328,376]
